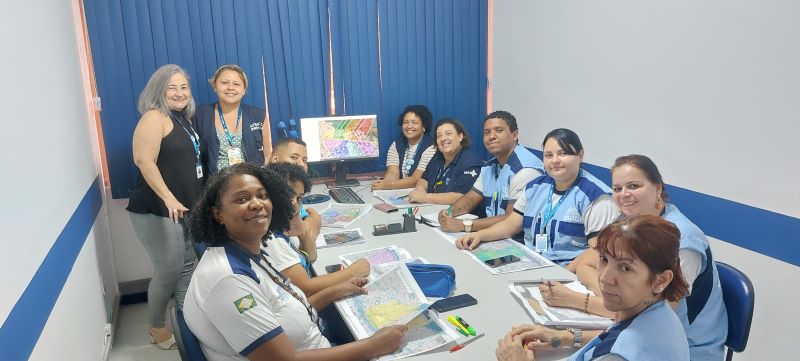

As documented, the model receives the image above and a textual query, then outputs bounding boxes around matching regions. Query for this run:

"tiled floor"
[108,303,181,361]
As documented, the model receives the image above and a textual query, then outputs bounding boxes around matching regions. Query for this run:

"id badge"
[534,234,548,253]
[196,163,203,179]
[228,147,244,165]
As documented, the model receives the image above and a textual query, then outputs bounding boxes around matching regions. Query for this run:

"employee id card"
[534,233,548,253]
[196,163,203,179]
[227,147,244,165]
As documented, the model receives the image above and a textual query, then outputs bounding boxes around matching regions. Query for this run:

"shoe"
[149,329,177,350]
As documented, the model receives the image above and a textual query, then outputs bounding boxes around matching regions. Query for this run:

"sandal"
[149,329,178,350]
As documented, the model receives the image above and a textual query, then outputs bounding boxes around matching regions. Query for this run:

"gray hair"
[137,64,196,118]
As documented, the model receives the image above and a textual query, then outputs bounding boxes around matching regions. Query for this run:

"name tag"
[535,234,548,253]
[228,147,244,165]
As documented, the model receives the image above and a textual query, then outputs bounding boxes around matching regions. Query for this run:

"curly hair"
[262,162,311,194]
[189,163,295,247]
[397,105,433,134]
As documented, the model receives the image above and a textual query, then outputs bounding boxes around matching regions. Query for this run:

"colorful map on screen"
[318,117,379,160]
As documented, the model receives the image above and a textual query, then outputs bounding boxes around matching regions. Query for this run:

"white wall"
[492,1,799,359]
[0,0,114,360]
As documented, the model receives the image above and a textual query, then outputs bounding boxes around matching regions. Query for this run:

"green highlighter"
[456,316,476,336]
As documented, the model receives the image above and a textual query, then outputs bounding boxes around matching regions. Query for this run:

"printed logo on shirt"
[464,169,478,177]
[234,294,258,314]
[563,208,582,223]
[249,122,263,132]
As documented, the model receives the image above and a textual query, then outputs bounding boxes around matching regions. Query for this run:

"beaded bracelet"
[583,293,590,313]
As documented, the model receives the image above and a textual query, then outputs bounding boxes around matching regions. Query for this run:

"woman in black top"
[126,64,203,350]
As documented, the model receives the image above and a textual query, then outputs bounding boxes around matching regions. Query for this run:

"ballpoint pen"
[449,333,485,352]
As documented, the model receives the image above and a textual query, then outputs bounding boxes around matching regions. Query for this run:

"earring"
[655,192,664,210]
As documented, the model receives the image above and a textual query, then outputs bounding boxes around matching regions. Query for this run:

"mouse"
[303,194,331,204]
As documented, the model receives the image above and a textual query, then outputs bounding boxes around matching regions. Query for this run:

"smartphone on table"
[431,294,478,313]
[325,264,344,274]
[483,255,521,268]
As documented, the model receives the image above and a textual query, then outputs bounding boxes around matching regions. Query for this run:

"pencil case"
[407,263,456,298]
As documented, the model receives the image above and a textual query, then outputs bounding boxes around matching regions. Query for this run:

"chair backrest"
[170,305,208,361]
[716,261,755,354]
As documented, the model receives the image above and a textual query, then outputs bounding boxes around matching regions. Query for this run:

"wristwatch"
[463,219,474,232]
[567,328,583,349]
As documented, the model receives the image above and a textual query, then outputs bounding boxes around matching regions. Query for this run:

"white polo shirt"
[183,243,330,361]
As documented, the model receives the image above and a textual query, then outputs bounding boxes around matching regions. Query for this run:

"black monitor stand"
[326,161,360,187]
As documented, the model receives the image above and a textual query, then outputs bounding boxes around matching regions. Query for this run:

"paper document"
[319,203,372,228]
[338,246,413,267]
[467,239,554,274]
[373,188,433,207]
[509,281,612,329]
[336,265,459,360]
[315,229,365,248]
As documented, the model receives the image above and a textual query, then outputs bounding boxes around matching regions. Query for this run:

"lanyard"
[217,104,242,146]
[252,250,320,328]
[169,112,200,162]
[434,163,453,193]
[402,141,421,177]
[540,184,573,235]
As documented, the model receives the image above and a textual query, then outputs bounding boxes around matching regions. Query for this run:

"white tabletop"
[306,183,576,361]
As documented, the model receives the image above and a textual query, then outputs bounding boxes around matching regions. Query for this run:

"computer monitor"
[300,114,380,187]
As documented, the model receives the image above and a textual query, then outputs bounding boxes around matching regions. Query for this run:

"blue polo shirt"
[421,148,483,194]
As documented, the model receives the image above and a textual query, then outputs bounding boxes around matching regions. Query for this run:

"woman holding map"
[184,163,406,360]
[495,215,690,361]
[408,118,483,204]
[372,105,437,190]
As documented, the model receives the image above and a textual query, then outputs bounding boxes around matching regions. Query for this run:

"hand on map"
[347,258,371,278]
[407,189,427,203]
[495,329,536,361]
[456,233,482,250]
[368,325,408,357]
[437,209,464,232]
[331,278,368,300]
[371,179,389,190]
[350,277,369,288]
[538,281,581,309]
[508,324,571,351]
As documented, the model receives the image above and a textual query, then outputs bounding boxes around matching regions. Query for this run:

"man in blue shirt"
[269,138,321,248]
[438,111,543,237]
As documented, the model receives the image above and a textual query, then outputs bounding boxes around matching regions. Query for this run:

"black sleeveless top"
[127,112,204,218]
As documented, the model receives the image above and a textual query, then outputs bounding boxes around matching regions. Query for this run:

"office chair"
[716,262,755,361]
[170,305,208,361]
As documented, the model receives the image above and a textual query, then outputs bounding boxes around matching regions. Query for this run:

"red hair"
[595,215,689,302]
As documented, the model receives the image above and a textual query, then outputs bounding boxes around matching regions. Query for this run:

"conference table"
[306,183,579,361]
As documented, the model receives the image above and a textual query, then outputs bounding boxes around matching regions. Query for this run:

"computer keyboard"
[328,187,365,204]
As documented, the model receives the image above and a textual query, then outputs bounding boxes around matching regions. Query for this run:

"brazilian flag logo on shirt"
[234,294,257,314]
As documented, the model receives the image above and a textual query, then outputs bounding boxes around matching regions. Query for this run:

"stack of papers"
[508,281,613,329]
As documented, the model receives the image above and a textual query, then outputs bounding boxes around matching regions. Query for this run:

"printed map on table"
[373,188,433,207]
[336,265,459,360]
[318,117,379,160]
[338,246,412,271]
[468,239,554,274]
[432,228,554,275]
[319,203,372,228]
